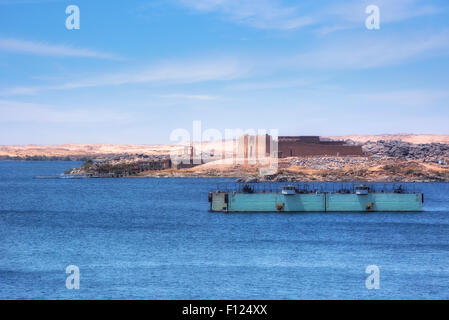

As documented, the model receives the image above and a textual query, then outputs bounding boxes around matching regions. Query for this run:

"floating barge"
[208,184,423,213]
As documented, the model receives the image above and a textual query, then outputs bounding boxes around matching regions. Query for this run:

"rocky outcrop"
[287,157,370,170]
[361,140,449,161]
[65,154,171,177]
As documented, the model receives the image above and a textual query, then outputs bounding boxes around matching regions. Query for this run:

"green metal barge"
[208,184,423,213]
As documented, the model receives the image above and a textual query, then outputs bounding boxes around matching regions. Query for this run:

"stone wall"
[237,134,364,159]
[277,141,364,157]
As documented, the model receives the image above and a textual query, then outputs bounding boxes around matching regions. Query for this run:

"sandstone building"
[238,134,363,159]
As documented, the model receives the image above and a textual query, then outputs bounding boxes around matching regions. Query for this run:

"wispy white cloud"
[292,32,449,69]
[0,100,134,124]
[353,89,449,107]
[3,30,447,97]
[328,0,440,24]
[178,0,443,33]
[1,57,248,95]
[225,78,316,91]
[0,38,120,59]
[158,93,219,100]
[0,0,60,4]
[315,25,352,35]
[178,0,314,30]
[317,0,442,34]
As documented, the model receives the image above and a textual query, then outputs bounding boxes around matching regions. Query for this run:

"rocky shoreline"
[58,140,449,182]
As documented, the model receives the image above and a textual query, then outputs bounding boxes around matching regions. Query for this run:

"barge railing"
[213,182,420,194]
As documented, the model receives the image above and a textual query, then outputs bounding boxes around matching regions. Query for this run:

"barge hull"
[209,192,423,212]
[326,193,422,212]
[229,193,325,212]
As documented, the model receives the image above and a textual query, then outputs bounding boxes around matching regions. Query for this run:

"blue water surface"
[0,161,448,299]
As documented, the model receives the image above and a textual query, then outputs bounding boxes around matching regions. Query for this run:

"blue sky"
[0,0,448,144]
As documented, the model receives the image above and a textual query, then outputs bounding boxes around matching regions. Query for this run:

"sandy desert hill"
[1,134,449,158]
[0,144,175,158]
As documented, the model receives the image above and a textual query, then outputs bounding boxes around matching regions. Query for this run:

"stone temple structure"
[238,134,363,159]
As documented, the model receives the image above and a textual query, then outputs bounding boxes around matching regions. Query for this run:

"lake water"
[0,161,448,299]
